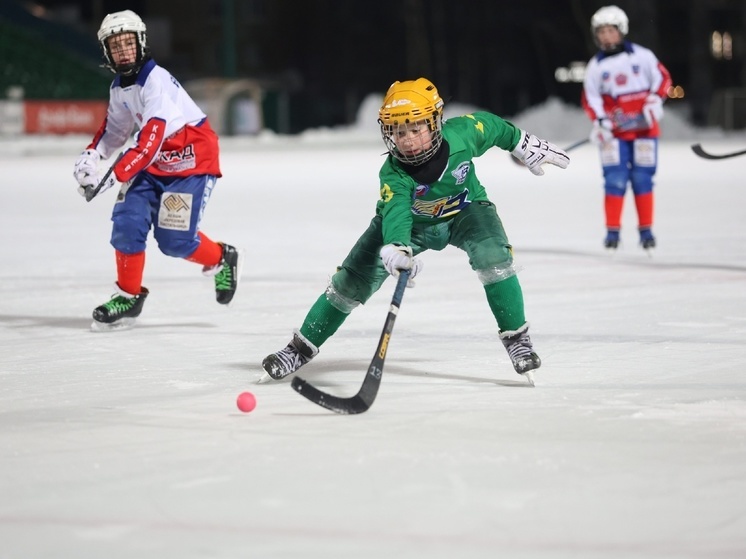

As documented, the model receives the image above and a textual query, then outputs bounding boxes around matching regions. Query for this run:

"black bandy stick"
[291,269,411,414]
[691,144,746,160]
[85,152,124,202]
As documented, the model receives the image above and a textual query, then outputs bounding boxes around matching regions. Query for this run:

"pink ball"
[236,391,257,413]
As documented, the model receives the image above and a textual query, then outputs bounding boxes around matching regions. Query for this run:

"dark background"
[4,0,746,132]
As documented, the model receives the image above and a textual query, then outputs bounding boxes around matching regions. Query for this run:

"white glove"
[73,149,101,187]
[589,118,614,146]
[642,94,663,127]
[512,130,570,176]
[77,174,117,200]
[380,244,422,287]
[74,149,118,199]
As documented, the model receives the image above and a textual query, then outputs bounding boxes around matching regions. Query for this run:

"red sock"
[604,194,624,229]
[186,231,222,267]
[634,192,654,229]
[116,250,145,295]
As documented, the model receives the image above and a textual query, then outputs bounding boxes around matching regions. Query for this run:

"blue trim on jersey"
[135,59,156,87]
[595,40,635,61]
[111,59,156,89]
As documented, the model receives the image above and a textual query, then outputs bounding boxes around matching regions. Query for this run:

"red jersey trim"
[114,117,166,182]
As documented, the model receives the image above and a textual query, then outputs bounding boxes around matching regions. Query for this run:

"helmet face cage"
[97,10,149,75]
[591,5,628,50]
[378,78,445,166]
[380,117,443,166]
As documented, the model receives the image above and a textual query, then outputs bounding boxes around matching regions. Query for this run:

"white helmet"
[97,10,149,75]
[591,5,628,36]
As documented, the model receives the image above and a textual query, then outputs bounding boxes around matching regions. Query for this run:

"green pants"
[332,200,514,303]
[301,200,526,347]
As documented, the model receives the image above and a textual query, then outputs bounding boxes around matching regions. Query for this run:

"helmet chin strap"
[116,61,142,75]
[602,42,625,55]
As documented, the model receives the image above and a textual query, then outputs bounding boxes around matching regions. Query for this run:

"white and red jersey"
[88,59,221,182]
[581,41,672,140]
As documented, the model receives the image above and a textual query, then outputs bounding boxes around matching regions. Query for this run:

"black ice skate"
[260,331,319,382]
[91,285,149,332]
[500,322,541,385]
[639,228,656,251]
[604,229,620,249]
[204,243,243,305]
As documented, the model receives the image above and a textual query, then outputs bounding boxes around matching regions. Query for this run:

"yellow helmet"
[378,78,444,165]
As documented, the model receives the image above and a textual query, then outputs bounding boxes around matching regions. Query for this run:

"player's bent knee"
[157,238,199,258]
[324,282,361,313]
[111,224,147,254]
[604,185,626,197]
[476,260,518,286]
[631,170,654,195]
[604,173,627,196]
[330,268,380,307]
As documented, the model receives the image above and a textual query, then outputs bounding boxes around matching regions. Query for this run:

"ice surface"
[1,102,746,558]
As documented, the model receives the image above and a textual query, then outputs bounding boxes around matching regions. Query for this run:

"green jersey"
[376,111,522,246]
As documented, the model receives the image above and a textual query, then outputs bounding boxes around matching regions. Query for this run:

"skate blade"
[256,369,293,384]
[234,250,247,305]
[90,317,137,332]
[256,371,276,384]
[257,372,287,384]
[524,370,535,387]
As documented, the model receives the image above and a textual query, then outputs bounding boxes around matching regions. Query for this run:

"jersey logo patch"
[615,73,628,86]
[380,183,393,203]
[451,162,470,185]
[414,184,430,197]
[158,193,193,231]
[157,144,197,173]
[411,189,470,219]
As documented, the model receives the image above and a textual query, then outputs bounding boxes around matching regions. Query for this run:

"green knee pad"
[330,266,388,306]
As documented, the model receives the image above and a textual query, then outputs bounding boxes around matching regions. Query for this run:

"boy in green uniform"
[262,78,569,382]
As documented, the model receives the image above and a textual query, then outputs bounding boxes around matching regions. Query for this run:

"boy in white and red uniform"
[581,5,672,250]
[73,10,243,330]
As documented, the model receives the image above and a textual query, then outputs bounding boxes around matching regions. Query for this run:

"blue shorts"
[110,172,216,257]
[600,138,658,196]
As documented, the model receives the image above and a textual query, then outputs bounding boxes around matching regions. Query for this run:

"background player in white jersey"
[73,10,242,331]
[581,5,672,250]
